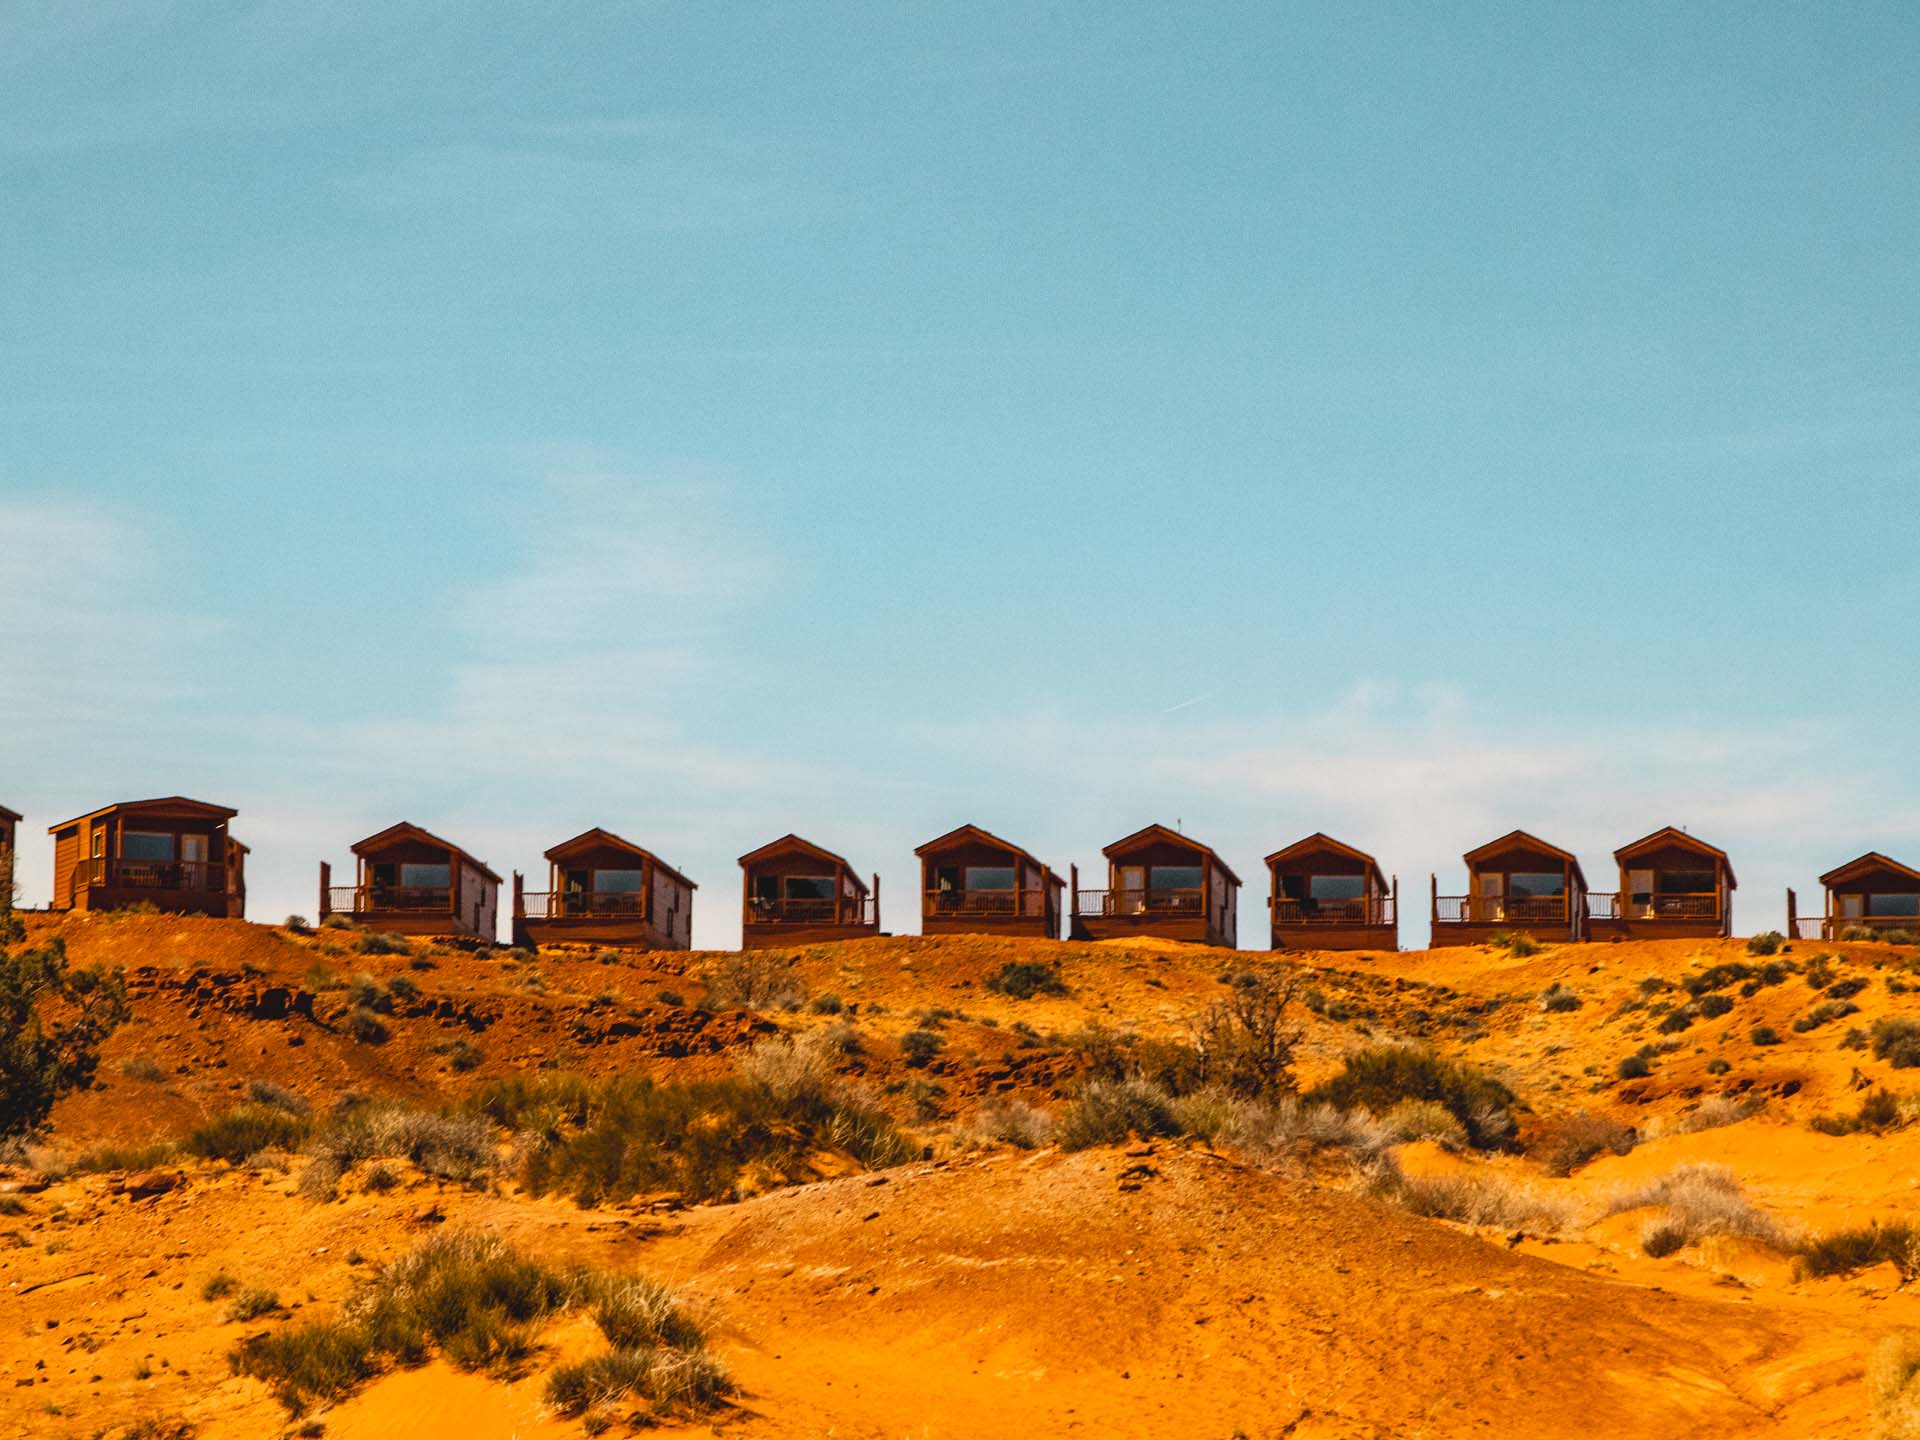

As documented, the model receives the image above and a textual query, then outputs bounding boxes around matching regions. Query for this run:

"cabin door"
[1476,872,1504,923]
[1119,866,1146,914]
[1627,869,1655,919]
[181,834,208,889]
[564,868,589,916]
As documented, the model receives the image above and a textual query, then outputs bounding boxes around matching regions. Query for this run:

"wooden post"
[513,870,524,919]
[448,848,459,919]
[1785,887,1796,941]
[319,861,331,922]
[1390,874,1400,942]
[1071,863,1080,918]
[872,872,881,930]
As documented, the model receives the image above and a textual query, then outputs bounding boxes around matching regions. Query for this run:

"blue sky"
[3,2,1917,945]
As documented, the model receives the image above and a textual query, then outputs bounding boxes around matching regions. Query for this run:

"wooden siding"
[1072,829,1239,948]
[740,836,879,949]
[918,830,1061,939]
[47,800,244,919]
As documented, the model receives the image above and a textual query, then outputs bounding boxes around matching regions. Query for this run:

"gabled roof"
[1820,852,1920,889]
[1264,832,1387,890]
[49,795,238,832]
[1614,826,1736,890]
[736,833,870,893]
[1102,823,1241,887]
[0,804,20,824]
[544,827,696,890]
[1462,829,1587,890]
[351,821,501,884]
[914,823,1061,889]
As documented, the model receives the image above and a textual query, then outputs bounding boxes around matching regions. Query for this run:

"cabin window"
[965,866,1016,891]
[1660,869,1717,894]
[1309,875,1365,901]
[594,869,646,893]
[400,863,450,888]
[1870,893,1920,917]
[1150,865,1202,890]
[121,831,176,862]
[1508,872,1565,898]
[784,875,835,900]
[933,866,960,892]
[753,874,779,902]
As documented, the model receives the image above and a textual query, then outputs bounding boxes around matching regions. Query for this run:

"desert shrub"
[985,961,1068,1000]
[1793,999,1861,1032]
[1532,1110,1635,1176]
[320,912,356,929]
[0,936,131,1145]
[1056,1077,1180,1150]
[1826,976,1870,1002]
[355,932,410,956]
[1797,1222,1920,1281]
[1811,1090,1906,1137]
[735,1033,834,1102]
[1616,1052,1653,1080]
[1657,1005,1698,1034]
[307,1101,497,1188]
[1371,1158,1572,1230]
[1803,954,1838,989]
[202,1273,238,1301]
[547,1345,732,1418]
[1666,1095,1759,1135]
[1747,931,1785,956]
[1537,984,1581,1013]
[433,1037,484,1072]
[1377,1099,1469,1148]
[1214,1095,1390,1159]
[1305,1045,1516,1149]
[818,1020,863,1054]
[1870,1332,1920,1440]
[230,1232,726,1417]
[1874,1018,1920,1069]
[116,1420,197,1440]
[386,975,420,1003]
[1185,968,1302,1099]
[343,1007,389,1044]
[65,1142,177,1174]
[1606,1163,1791,1254]
[700,952,804,1011]
[247,1080,311,1116]
[187,1106,312,1164]
[899,1029,944,1068]
[808,992,843,1015]
[965,1097,1055,1150]
[224,1288,281,1322]
[283,915,312,934]
[1504,933,1542,958]
[1705,1056,1732,1074]
[1683,963,1756,999]
[1751,1025,1782,1047]
[1696,993,1735,1019]
[120,1057,166,1082]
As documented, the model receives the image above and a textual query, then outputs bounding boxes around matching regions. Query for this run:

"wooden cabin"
[1431,829,1586,944]
[1071,823,1240,948]
[1790,853,1920,941]
[512,828,695,950]
[0,804,20,906]
[739,834,879,949]
[1266,833,1397,951]
[47,797,247,918]
[1588,827,1735,939]
[320,822,500,939]
[915,824,1064,939]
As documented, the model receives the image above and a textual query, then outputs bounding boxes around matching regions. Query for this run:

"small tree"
[0,935,130,1146]
[1187,967,1302,1099]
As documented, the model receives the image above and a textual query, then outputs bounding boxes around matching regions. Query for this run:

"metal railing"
[1588,892,1719,922]
[1271,895,1395,927]
[924,888,1051,919]
[1074,887,1205,917]
[72,858,223,893]
[743,894,876,926]
[1434,894,1570,925]
[329,884,451,914]
[520,889,648,920]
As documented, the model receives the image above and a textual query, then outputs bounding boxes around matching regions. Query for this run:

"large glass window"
[594,869,646,893]
[1508,872,1565,898]
[965,866,1016,891]
[1150,865,1202,890]
[784,875,835,900]
[1870,893,1920,917]
[122,832,175,861]
[1309,875,1366,901]
[753,874,779,902]
[400,863,450,888]
[1660,869,1717,894]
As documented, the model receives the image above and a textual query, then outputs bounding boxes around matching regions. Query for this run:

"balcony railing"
[924,889,1051,919]
[1588,892,1719,922]
[1271,895,1395,928]
[1074,887,1204,918]
[73,858,224,893]
[520,889,648,920]
[1434,894,1570,925]
[744,894,876,927]
[1816,915,1920,941]
[329,884,451,915]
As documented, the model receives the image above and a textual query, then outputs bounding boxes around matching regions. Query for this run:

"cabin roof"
[48,795,238,833]
[1263,832,1387,889]
[350,821,502,884]
[1461,829,1588,890]
[1613,825,1737,890]
[736,833,871,893]
[0,804,20,824]
[1102,823,1241,887]
[1819,852,1920,889]
[543,827,696,890]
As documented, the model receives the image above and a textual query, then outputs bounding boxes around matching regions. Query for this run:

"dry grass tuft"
[1605,1163,1792,1255]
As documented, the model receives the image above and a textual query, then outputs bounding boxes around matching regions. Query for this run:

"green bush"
[899,1029,943,1067]
[344,1008,389,1044]
[1656,1005,1697,1034]
[1746,931,1785,956]
[1696,994,1735,1019]
[1792,1000,1860,1032]
[1873,1018,1920,1068]
[1617,1053,1653,1080]
[1750,1025,1782,1047]
[186,1106,312,1163]
[1797,1222,1920,1281]
[985,961,1068,1001]
[1811,1090,1904,1137]
[1705,1057,1732,1075]
[1536,984,1581,1013]
[356,932,411,956]
[1303,1045,1517,1150]
[1056,1077,1180,1150]
[0,936,131,1144]
[224,1288,281,1322]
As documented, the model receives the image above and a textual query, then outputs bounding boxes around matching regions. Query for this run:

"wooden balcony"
[745,895,876,926]
[1588,893,1718,922]
[1434,894,1570,926]
[1271,895,1395,928]
[520,889,648,920]
[74,857,226,895]
[1075,887,1203,918]
[328,884,450,916]
[926,888,1051,919]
